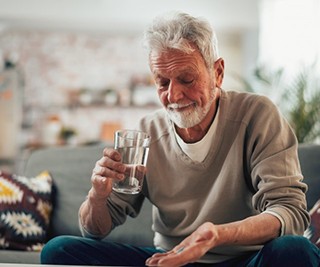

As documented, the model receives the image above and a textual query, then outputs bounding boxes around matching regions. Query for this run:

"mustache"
[167,102,196,109]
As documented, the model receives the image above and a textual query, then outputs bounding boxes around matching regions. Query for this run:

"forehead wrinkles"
[150,52,200,77]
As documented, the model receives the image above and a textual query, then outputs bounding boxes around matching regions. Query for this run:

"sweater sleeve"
[106,192,146,227]
[245,96,310,236]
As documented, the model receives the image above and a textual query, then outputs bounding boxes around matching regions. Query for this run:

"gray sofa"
[0,143,319,264]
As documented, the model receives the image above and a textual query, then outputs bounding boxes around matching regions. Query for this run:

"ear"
[214,58,224,88]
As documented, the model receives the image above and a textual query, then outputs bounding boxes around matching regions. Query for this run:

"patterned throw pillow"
[304,199,320,248]
[0,170,53,251]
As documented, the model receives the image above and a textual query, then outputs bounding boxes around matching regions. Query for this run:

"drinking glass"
[112,129,150,194]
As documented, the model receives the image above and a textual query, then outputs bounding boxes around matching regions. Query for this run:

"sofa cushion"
[0,250,40,264]
[22,144,105,238]
[22,143,154,246]
[0,170,53,251]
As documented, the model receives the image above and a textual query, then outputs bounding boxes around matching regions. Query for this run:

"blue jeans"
[41,235,319,266]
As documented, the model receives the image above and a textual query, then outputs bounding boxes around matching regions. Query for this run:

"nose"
[167,81,184,103]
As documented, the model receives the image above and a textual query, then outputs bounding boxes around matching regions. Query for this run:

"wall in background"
[0,28,256,149]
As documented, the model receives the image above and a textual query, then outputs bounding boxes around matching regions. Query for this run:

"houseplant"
[237,64,320,143]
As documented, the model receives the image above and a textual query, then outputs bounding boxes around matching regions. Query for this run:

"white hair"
[143,12,220,70]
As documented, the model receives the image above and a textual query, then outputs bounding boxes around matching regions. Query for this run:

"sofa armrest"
[298,144,320,209]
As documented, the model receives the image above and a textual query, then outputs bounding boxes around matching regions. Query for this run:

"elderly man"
[41,12,319,266]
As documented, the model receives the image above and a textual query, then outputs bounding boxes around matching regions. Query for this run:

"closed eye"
[178,73,195,85]
[156,78,170,88]
[160,81,170,87]
[181,79,194,84]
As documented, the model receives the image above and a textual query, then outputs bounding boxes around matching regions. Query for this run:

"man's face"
[150,48,223,129]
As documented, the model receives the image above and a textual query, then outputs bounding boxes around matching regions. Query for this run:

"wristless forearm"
[215,213,281,247]
[79,189,113,237]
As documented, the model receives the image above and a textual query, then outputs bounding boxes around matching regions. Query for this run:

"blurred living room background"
[0,0,319,172]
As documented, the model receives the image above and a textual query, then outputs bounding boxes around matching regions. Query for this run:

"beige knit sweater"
[106,90,309,263]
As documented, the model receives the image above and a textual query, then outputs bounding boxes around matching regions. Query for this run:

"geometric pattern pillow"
[0,170,53,251]
[304,199,320,248]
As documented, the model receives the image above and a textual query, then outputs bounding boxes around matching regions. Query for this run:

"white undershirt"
[174,107,220,162]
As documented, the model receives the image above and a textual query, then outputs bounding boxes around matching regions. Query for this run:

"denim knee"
[260,235,320,266]
[41,235,78,264]
[266,235,315,252]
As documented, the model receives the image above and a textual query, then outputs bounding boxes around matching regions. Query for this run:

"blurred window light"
[259,0,320,74]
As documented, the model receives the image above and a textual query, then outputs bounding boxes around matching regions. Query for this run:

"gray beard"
[166,89,216,128]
